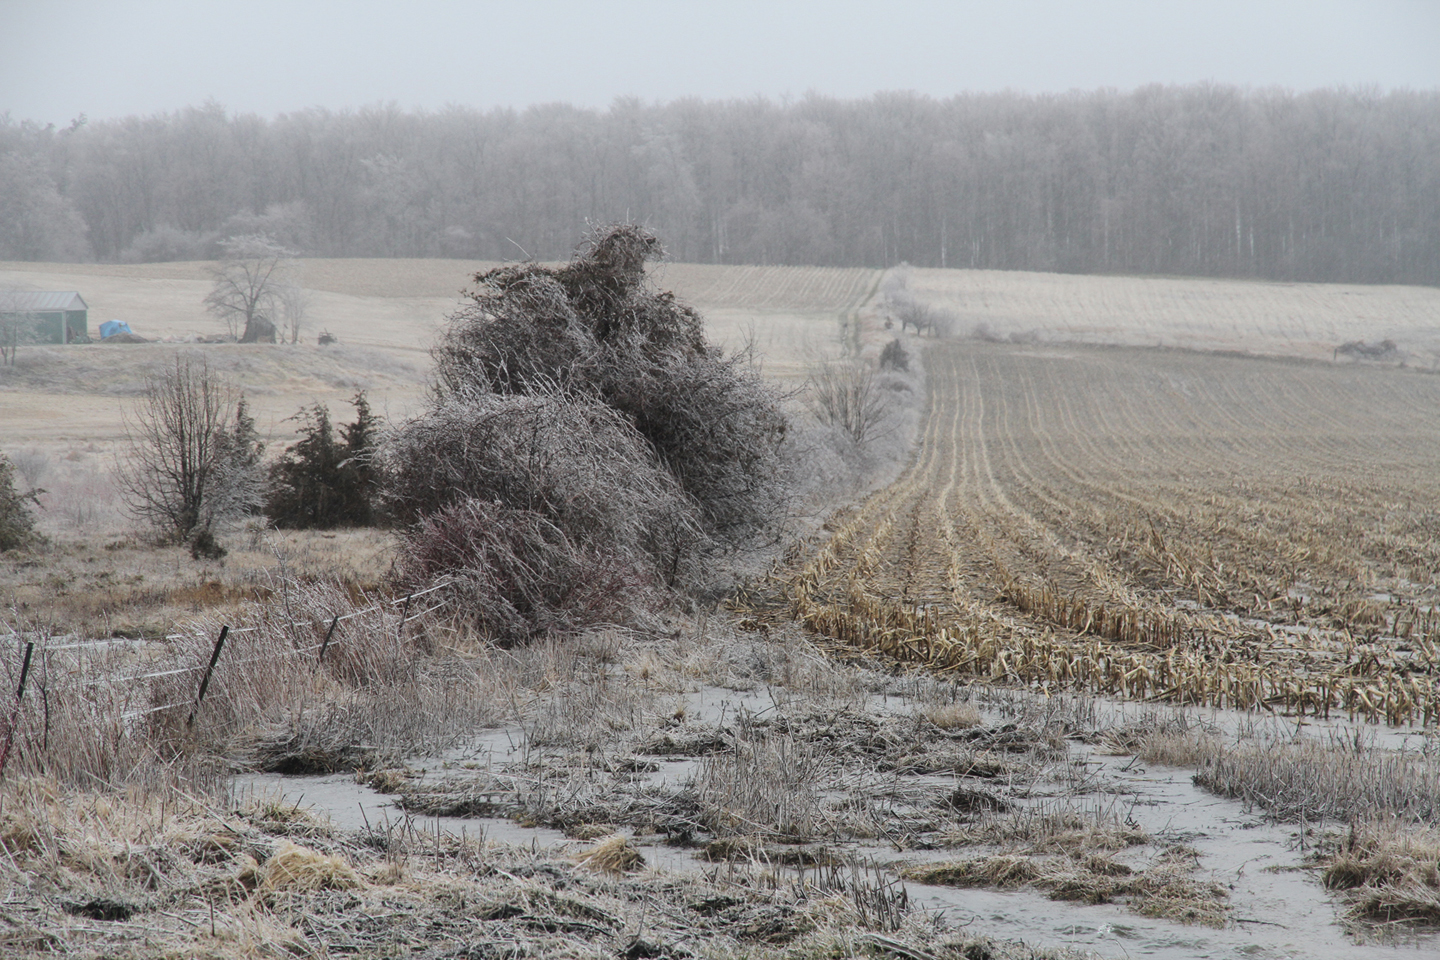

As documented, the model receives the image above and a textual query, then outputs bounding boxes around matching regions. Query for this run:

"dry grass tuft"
[921,702,983,730]
[575,834,646,874]
[904,855,1039,889]
[1127,849,1230,927]
[943,802,1148,855]
[693,723,829,841]
[358,767,415,793]
[259,839,362,894]
[904,845,1228,927]
[1135,727,1222,767]
[1321,820,1440,925]
[909,797,1230,925]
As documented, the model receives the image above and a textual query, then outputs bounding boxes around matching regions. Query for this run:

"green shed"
[0,291,90,343]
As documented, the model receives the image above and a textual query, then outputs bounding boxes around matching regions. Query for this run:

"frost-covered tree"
[203,234,296,342]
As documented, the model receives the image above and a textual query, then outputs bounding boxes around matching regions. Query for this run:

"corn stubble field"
[4,257,1440,959]
[781,341,1440,723]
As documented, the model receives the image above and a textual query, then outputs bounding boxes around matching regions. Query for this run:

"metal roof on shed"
[0,290,87,312]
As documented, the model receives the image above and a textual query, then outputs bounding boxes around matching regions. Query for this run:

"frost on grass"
[0,774,1076,960]
[1320,820,1440,928]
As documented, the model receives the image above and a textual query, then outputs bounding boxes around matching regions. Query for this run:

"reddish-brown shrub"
[395,498,645,640]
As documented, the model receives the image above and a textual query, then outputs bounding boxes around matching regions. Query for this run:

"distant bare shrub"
[878,338,909,372]
[7,447,49,491]
[118,355,265,548]
[1336,339,1400,361]
[806,358,891,448]
[34,459,120,534]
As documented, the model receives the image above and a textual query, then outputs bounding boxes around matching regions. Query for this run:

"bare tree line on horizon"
[1,84,1438,285]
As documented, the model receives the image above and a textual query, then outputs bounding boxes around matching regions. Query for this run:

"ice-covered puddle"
[234,676,1440,960]
[906,747,1434,960]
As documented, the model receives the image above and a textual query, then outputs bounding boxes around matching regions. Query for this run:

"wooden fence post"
[397,594,413,644]
[316,616,340,669]
[187,626,229,729]
[0,641,35,779]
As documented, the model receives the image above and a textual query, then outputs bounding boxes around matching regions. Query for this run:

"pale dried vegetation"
[1,769,1079,960]
[906,802,1230,927]
[1321,820,1440,925]
[1138,723,1440,824]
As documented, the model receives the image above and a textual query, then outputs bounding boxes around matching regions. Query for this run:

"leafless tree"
[7,447,50,492]
[0,288,36,366]
[203,234,295,342]
[274,279,309,344]
[806,357,891,448]
[118,355,264,545]
[0,316,20,367]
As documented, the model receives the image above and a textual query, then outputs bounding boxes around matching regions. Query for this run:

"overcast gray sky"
[3,0,1438,125]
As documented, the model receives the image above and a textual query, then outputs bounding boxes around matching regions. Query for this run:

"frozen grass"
[942,800,1149,855]
[1123,714,1440,929]
[32,457,126,535]
[0,521,395,640]
[693,721,829,841]
[1126,720,1440,824]
[913,800,1228,927]
[0,576,604,792]
[1321,820,1440,925]
[0,738,1087,959]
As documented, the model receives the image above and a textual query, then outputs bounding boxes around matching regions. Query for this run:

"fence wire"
[3,579,454,713]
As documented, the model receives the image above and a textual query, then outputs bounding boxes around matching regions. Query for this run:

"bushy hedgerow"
[393,499,644,641]
[386,224,790,640]
[384,386,703,584]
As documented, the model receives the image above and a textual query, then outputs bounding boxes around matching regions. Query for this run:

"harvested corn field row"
[770,340,1440,724]
[910,267,1440,366]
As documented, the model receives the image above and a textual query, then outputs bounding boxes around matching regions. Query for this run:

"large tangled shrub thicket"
[386,225,790,640]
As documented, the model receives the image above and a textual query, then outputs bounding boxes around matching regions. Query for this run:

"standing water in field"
[236,669,1440,960]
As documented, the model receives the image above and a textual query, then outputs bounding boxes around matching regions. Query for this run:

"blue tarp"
[99,320,133,338]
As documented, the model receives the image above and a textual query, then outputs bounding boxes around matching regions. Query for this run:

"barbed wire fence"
[0,578,454,783]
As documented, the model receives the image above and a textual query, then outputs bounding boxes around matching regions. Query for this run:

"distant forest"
[2,85,1438,284]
